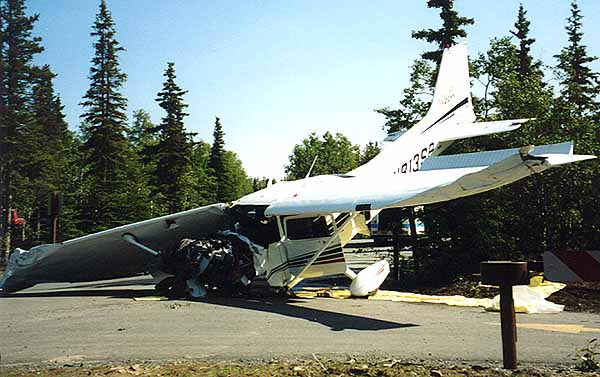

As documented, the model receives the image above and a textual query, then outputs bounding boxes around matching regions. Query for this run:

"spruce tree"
[191,140,216,206]
[128,109,157,152]
[554,0,599,116]
[0,0,43,261]
[411,0,474,66]
[151,62,195,213]
[79,0,149,232]
[510,4,540,77]
[209,117,227,202]
[22,65,72,244]
[548,0,600,250]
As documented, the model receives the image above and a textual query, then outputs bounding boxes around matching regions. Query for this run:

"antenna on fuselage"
[305,155,319,178]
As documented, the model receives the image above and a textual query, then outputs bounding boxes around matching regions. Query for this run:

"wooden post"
[392,224,400,281]
[481,261,528,370]
[499,284,518,369]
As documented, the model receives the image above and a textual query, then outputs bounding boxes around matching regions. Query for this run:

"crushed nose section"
[156,231,266,298]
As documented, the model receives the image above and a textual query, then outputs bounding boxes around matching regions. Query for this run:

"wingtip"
[541,154,596,166]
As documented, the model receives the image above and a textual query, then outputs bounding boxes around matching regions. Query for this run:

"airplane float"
[0,43,595,297]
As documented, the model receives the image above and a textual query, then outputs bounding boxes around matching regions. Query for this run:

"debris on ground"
[292,276,566,313]
[0,358,594,377]
[415,274,600,314]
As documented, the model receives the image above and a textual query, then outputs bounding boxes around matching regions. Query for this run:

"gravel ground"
[1,357,598,377]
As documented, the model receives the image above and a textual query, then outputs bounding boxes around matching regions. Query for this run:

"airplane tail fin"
[350,42,527,177]
[415,42,476,133]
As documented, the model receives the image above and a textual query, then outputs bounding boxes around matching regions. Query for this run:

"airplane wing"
[0,204,229,293]
[263,142,595,217]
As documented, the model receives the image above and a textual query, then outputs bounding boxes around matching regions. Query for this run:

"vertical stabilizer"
[420,42,476,129]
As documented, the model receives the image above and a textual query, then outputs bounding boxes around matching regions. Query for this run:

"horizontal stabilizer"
[421,141,574,171]
[398,149,595,207]
[434,118,530,142]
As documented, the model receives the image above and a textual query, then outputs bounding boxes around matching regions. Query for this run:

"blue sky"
[28,0,600,179]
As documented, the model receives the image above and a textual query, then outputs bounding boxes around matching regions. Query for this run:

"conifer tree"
[151,62,195,213]
[191,140,216,205]
[128,109,157,152]
[547,0,600,250]
[0,0,43,261]
[411,0,474,66]
[22,65,73,243]
[510,4,540,77]
[209,117,228,202]
[554,0,599,116]
[79,0,149,232]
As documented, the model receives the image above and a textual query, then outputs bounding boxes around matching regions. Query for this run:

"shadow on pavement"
[4,280,418,332]
[202,296,418,332]
[4,287,157,299]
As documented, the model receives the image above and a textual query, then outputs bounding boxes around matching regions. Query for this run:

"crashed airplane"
[0,43,595,298]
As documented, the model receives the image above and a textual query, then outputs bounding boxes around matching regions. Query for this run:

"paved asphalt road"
[2,276,600,367]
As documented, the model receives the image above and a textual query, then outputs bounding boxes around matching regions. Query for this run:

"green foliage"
[16,65,76,245]
[412,0,474,66]
[285,132,361,180]
[149,62,196,213]
[0,0,44,253]
[510,4,541,78]
[209,117,229,202]
[79,0,150,232]
[554,1,599,116]
[128,109,157,151]
[191,140,217,206]
[205,118,252,203]
[223,150,253,200]
[0,0,259,250]
[376,59,433,133]
[251,177,271,192]
[360,141,381,165]
[575,338,600,372]
[545,0,600,250]
[415,1,600,285]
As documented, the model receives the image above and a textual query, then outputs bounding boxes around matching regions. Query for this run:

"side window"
[286,216,331,240]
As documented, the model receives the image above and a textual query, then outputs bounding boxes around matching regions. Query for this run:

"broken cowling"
[156,231,261,299]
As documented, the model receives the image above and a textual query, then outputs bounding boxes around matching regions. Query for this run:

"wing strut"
[122,234,161,256]
[287,212,358,288]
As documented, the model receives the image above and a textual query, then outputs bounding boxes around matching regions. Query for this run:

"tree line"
[0,0,253,263]
[1,0,598,285]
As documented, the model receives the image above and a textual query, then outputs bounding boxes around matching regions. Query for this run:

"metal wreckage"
[0,203,387,298]
[0,43,595,299]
